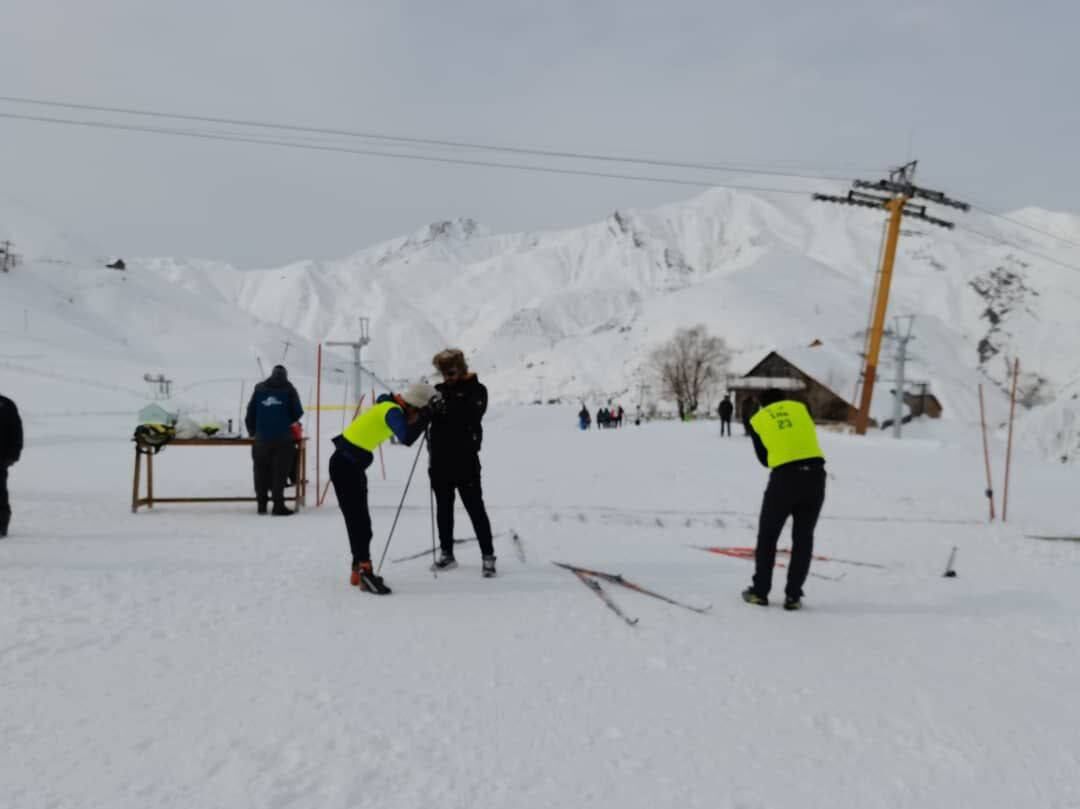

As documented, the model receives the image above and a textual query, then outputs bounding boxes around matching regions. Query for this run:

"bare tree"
[648,325,731,420]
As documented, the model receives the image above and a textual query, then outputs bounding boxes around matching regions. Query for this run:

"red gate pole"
[315,343,323,506]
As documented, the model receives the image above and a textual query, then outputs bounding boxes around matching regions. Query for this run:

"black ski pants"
[0,465,10,534]
[252,436,295,508]
[430,468,494,558]
[753,463,827,599]
[720,418,732,436]
[329,450,373,564]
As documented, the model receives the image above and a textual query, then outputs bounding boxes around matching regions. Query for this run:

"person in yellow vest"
[330,383,437,594]
[742,389,826,611]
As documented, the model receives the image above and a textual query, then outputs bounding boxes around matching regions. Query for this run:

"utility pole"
[814,161,969,434]
[891,315,916,438]
[0,240,21,273]
[326,317,371,408]
[143,373,173,400]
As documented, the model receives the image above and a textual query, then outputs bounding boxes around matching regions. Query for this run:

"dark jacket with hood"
[429,374,487,477]
[245,367,303,441]
[0,395,23,466]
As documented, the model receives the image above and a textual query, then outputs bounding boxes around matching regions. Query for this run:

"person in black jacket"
[428,349,496,577]
[245,365,304,515]
[0,393,23,538]
[718,394,734,436]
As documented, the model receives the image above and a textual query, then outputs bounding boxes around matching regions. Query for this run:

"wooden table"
[132,437,307,513]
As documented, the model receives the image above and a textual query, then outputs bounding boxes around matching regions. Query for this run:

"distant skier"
[428,349,496,578]
[741,389,826,611]
[330,383,436,593]
[597,407,610,429]
[578,404,591,431]
[612,404,624,428]
[0,393,23,538]
[245,364,303,515]
[718,394,734,437]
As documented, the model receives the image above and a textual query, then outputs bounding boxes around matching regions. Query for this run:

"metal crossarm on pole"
[813,161,969,434]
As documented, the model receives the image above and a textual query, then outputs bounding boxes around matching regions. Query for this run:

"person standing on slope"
[428,349,497,578]
[0,393,23,538]
[330,384,436,594]
[578,404,591,431]
[741,389,826,611]
[245,364,304,515]
[718,394,734,437]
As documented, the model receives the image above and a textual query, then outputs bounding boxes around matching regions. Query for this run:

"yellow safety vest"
[750,400,824,468]
[342,401,400,451]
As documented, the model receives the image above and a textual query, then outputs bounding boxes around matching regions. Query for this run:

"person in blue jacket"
[245,365,304,515]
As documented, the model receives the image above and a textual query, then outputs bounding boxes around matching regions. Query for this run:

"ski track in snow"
[2,410,1080,808]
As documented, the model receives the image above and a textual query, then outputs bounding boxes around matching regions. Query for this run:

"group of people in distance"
[578,402,625,430]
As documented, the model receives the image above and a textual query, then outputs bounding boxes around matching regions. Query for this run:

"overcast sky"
[1,0,1076,266]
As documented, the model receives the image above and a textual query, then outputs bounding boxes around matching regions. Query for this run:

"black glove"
[430,393,448,416]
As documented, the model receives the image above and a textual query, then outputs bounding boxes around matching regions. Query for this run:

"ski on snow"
[554,562,711,614]
[391,531,513,564]
[569,569,639,627]
[695,545,885,570]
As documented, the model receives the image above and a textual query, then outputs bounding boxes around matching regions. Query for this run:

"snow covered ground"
[3,405,1079,809]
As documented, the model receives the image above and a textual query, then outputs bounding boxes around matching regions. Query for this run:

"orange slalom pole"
[978,384,995,521]
[1002,358,1020,522]
[315,343,323,506]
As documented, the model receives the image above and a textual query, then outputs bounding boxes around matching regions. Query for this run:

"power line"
[969,204,1080,251]
[0,110,819,196]
[952,222,1080,274]
[0,94,876,181]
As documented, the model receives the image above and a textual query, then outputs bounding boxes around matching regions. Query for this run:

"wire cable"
[969,204,1080,251]
[953,222,1080,274]
[0,94,877,181]
[0,110,820,196]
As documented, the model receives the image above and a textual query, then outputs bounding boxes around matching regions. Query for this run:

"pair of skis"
[697,545,887,570]
[390,530,526,564]
[555,562,711,627]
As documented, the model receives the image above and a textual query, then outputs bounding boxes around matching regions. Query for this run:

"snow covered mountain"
[139,183,1080,453]
[4,182,1080,457]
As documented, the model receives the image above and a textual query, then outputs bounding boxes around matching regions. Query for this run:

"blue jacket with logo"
[245,377,303,441]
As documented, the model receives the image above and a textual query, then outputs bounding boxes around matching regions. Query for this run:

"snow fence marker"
[943,546,958,578]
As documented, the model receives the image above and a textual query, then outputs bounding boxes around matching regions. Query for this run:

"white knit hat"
[400,382,438,408]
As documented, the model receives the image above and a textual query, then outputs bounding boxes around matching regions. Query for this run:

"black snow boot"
[482,555,497,578]
[431,551,458,571]
[742,587,769,606]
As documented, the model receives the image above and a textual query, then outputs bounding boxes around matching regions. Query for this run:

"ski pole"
[376,433,427,574]
[429,440,437,578]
